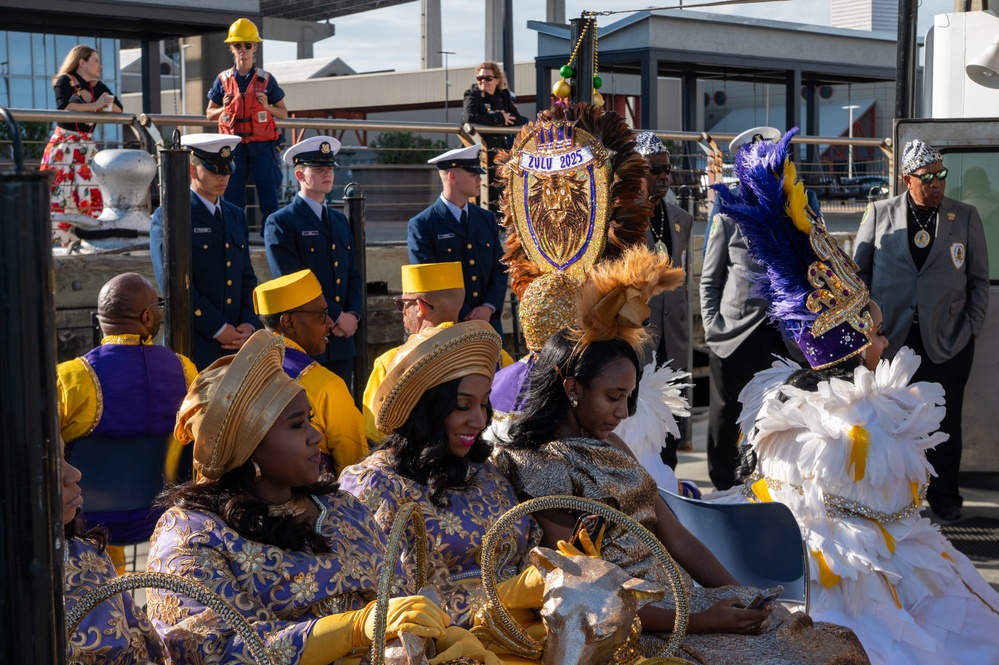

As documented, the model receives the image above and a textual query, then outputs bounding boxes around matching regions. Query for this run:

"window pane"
[8,32,31,76]
[0,77,8,107]
[35,76,51,109]
[10,77,31,108]
[55,35,78,70]
[942,151,999,282]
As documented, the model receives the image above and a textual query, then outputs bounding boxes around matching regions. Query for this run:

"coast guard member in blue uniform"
[264,135,363,388]
[150,133,259,370]
[407,144,507,338]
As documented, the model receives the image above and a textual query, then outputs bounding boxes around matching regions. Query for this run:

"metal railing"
[0,108,893,233]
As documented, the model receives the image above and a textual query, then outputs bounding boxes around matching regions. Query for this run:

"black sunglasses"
[231,42,256,51]
[393,296,434,312]
[286,307,329,322]
[649,165,672,176]
[476,75,496,82]
[911,168,948,183]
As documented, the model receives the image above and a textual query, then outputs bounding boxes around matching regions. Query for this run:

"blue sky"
[264,0,954,74]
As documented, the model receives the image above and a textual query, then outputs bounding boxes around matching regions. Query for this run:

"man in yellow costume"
[57,272,198,570]
[362,261,512,443]
[253,269,366,475]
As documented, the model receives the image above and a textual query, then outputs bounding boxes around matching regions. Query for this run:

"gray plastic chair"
[659,488,809,612]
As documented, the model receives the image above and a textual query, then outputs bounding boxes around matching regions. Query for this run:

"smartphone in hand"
[747,585,784,609]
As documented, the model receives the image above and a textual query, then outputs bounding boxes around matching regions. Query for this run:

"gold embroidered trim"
[78,356,103,437]
[743,474,927,524]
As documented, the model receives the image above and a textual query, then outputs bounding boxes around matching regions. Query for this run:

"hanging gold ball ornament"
[592,91,604,106]
[552,78,572,99]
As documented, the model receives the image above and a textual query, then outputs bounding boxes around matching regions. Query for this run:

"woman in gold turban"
[339,320,544,639]
[145,330,452,665]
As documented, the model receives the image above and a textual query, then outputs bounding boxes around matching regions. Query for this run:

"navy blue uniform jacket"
[151,192,259,370]
[264,195,363,364]
[407,198,507,335]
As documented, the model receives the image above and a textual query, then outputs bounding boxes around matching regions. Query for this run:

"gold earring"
[569,395,579,408]
[252,459,261,481]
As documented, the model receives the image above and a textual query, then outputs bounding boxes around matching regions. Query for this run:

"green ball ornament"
[560,65,575,79]
[593,76,603,90]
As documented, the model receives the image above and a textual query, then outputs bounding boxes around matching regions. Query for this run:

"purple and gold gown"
[66,537,167,664]
[339,449,540,627]
[145,491,386,665]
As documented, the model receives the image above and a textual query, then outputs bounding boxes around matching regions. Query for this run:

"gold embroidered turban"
[374,320,501,435]
[175,330,303,480]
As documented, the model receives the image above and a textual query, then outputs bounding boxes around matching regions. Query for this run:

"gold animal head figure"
[532,547,665,665]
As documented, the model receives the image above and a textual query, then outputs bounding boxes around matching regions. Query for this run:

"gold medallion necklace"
[651,202,669,256]
[907,198,937,249]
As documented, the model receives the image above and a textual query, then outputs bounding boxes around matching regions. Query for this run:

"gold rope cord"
[66,570,275,665]
[370,502,429,665]
[476,495,689,661]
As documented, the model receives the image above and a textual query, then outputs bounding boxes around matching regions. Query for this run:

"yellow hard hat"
[225,18,262,43]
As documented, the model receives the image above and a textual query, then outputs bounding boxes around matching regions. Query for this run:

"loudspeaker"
[967,33,999,89]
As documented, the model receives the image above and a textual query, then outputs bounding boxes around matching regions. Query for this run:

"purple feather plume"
[713,128,817,343]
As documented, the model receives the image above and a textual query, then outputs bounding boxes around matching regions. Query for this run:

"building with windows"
[831,0,898,34]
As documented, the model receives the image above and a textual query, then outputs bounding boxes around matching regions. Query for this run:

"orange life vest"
[217,68,279,143]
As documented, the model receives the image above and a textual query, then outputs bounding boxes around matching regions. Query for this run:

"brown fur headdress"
[571,245,685,354]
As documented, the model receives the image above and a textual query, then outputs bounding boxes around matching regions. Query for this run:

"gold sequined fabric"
[493,437,870,664]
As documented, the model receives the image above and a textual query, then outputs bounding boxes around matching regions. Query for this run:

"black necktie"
[214,206,223,226]
[460,209,467,225]
[321,205,330,228]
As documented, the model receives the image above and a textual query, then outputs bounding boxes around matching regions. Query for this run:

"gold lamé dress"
[493,437,869,665]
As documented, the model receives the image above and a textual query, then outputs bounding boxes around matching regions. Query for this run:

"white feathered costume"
[712,347,999,664]
[613,352,690,493]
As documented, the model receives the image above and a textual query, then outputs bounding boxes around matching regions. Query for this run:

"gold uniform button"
[335,296,341,302]
[486,243,491,247]
[225,243,229,249]
[194,309,202,317]
[471,275,477,281]
[472,291,479,297]
[226,298,232,304]
[203,244,208,249]
[447,248,452,253]
[226,280,232,286]
[336,278,341,284]
[467,243,472,249]
[332,244,336,250]
[469,259,475,265]
[311,248,315,252]
[334,261,339,267]
[226,261,231,267]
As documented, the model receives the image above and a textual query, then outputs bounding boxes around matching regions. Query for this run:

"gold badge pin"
[220,147,231,159]
[321,142,331,154]
[674,222,681,233]
[947,211,956,220]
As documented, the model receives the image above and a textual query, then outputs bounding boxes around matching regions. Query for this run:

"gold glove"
[555,518,605,557]
[496,566,545,610]
[430,625,503,665]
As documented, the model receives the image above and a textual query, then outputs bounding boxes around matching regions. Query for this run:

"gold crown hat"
[495,103,652,351]
[253,269,324,315]
[401,262,464,293]
[175,331,304,480]
[374,320,502,434]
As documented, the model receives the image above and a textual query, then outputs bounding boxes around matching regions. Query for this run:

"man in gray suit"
[700,126,789,490]
[854,139,989,522]
[636,132,694,467]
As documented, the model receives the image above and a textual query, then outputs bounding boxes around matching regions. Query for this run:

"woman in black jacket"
[463,61,527,209]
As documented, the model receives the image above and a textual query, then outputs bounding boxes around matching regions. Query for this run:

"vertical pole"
[344,182,368,408]
[503,0,515,91]
[569,16,594,104]
[896,0,918,120]
[159,133,193,359]
[0,108,65,665]
[141,38,162,114]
